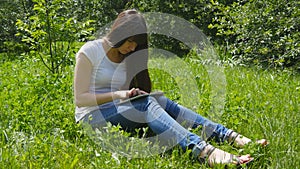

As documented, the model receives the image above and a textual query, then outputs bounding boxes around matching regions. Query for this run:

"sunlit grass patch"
[0,56,299,168]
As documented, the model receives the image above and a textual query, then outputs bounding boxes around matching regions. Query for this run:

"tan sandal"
[198,144,254,167]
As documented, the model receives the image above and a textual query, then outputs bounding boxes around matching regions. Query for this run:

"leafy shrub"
[0,0,33,54]
[128,0,300,68]
[15,0,95,74]
[126,0,221,56]
[3,0,300,69]
[210,0,300,68]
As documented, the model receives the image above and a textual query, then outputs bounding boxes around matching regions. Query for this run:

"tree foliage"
[1,0,299,69]
[15,0,95,74]
[210,0,300,68]
[8,0,125,74]
[127,0,299,68]
[126,0,221,57]
[0,0,33,53]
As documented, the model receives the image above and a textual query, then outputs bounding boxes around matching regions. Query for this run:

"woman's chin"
[122,51,129,55]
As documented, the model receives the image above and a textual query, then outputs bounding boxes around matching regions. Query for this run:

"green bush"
[210,0,300,68]
[128,0,299,68]
[0,0,33,54]
[127,0,222,56]
[15,0,95,74]
[2,0,299,69]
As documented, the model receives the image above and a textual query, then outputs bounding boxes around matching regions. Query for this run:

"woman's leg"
[82,96,253,165]
[82,96,207,157]
[155,95,268,146]
[155,95,233,142]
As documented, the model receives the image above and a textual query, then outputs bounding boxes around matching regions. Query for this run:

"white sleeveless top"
[75,39,126,122]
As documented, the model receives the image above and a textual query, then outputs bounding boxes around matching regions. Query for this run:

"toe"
[256,139,268,146]
[238,154,253,164]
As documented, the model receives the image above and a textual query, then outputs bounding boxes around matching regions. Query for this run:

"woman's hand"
[129,88,148,97]
[113,88,148,100]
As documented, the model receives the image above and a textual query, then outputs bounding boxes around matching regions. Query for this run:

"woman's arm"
[74,53,144,107]
[74,53,112,107]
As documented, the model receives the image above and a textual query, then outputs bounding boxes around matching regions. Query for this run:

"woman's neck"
[102,38,124,63]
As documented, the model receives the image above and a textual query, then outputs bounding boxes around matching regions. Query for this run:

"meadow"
[0,54,299,168]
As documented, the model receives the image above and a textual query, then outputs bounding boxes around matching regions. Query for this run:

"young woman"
[74,9,267,167]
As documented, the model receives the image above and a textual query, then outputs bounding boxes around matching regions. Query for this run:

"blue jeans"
[82,95,233,158]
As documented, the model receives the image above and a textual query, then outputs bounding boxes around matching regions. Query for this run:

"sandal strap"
[197,145,216,164]
[230,154,241,165]
[229,131,240,145]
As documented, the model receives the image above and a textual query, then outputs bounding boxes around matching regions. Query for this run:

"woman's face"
[118,38,138,55]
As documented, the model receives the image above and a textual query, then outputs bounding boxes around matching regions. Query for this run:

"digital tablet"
[117,91,164,105]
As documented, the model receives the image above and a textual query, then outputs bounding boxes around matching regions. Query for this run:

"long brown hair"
[105,9,151,93]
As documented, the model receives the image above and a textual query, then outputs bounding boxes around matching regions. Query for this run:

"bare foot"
[230,132,269,147]
[256,139,268,146]
[199,144,254,167]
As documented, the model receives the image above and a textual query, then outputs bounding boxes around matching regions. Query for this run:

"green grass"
[0,55,299,168]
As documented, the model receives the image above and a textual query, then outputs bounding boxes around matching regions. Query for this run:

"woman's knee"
[152,95,168,109]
